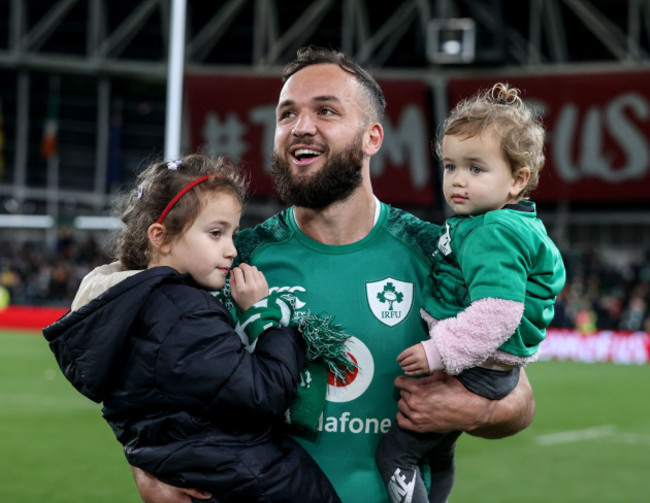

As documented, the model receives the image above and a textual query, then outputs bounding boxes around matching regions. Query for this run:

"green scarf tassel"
[295,311,357,381]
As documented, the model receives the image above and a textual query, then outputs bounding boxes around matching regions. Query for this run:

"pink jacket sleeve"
[420,298,524,375]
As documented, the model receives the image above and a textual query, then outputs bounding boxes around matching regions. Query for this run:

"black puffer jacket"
[43,266,306,488]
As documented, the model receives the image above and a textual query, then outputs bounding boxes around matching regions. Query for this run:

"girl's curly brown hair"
[111,153,248,270]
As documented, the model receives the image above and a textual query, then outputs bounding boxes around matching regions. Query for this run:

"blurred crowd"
[1,230,649,333]
[0,229,111,309]
[552,248,650,333]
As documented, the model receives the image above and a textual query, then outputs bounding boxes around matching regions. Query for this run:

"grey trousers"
[376,366,520,503]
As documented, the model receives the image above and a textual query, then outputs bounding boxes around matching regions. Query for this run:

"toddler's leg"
[425,430,462,503]
[376,423,441,503]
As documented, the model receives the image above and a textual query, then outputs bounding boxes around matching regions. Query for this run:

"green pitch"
[1,330,649,502]
[453,357,650,502]
[0,330,140,502]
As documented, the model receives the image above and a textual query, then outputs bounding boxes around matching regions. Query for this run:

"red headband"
[156,175,219,224]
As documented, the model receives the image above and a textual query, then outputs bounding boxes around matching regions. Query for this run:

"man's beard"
[271,134,364,209]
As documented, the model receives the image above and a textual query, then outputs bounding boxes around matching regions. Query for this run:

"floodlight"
[427,18,476,64]
[73,216,123,230]
[0,215,55,228]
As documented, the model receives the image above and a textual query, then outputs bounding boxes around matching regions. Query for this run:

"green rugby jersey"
[234,202,439,503]
[423,201,566,358]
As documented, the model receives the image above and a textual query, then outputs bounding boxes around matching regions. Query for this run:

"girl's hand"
[230,263,269,312]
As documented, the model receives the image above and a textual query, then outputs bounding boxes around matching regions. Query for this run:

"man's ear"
[511,166,531,198]
[147,223,170,254]
[363,122,384,157]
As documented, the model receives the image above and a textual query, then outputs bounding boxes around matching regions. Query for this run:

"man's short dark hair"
[282,45,386,124]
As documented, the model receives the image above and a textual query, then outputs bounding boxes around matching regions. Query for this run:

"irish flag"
[41,76,60,160]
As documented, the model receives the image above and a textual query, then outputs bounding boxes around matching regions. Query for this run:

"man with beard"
[132,46,535,503]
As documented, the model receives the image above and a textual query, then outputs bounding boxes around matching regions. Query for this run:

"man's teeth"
[295,149,321,158]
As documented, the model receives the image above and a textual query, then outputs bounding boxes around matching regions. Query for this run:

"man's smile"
[290,144,325,166]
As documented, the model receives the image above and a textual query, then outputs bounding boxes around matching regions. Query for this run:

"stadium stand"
[0,1,648,333]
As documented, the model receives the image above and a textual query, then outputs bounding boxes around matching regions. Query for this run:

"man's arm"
[130,466,212,503]
[394,367,534,439]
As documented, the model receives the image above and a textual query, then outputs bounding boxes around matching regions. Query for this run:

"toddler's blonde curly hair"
[435,82,545,199]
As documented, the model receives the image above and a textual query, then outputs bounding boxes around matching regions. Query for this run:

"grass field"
[1,329,649,502]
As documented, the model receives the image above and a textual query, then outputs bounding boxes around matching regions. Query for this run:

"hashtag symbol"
[202,112,248,161]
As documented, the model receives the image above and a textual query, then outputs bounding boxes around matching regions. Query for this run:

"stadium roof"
[0,0,647,79]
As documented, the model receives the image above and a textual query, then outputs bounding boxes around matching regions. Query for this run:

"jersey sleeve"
[457,223,530,303]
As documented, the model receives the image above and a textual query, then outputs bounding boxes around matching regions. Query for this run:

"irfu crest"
[366,278,414,327]
[377,282,404,311]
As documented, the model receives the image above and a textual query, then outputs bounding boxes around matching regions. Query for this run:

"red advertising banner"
[0,305,68,330]
[184,74,435,206]
[447,72,650,202]
[541,328,650,365]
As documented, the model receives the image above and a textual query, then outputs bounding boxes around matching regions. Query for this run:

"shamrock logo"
[376,282,404,311]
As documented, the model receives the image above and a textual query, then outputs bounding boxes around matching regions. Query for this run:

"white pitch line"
[536,425,617,446]
[613,433,650,445]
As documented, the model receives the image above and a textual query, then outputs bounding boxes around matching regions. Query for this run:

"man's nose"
[292,111,316,136]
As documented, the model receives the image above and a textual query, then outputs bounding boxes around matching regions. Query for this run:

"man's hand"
[394,368,534,439]
[230,263,269,312]
[131,466,212,503]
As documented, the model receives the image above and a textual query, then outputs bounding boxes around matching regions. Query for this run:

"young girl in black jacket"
[43,154,340,502]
